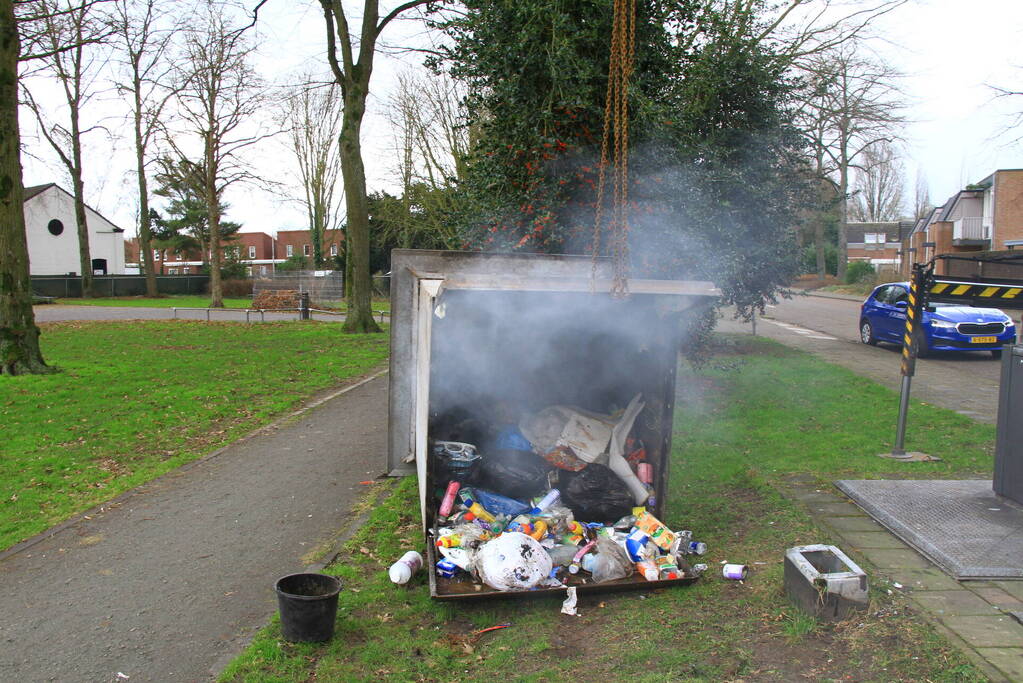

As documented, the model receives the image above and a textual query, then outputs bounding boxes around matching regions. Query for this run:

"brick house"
[125,229,343,276]
[274,229,342,264]
[900,169,1023,277]
[846,221,913,269]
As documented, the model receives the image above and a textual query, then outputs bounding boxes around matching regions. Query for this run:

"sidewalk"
[778,475,1023,683]
[0,371,390,683]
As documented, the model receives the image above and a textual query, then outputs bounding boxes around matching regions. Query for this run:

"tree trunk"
[339,86,380,334]
[837,160,848,282]
[0,0,53,374]
[70,157,93,297]
[815,217,825,279]
[206,143,222,308]
[134,93,157,297]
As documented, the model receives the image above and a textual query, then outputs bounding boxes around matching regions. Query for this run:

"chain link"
[592,0,635,297]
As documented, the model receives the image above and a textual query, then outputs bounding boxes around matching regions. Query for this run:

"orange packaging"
[635,510,676,551]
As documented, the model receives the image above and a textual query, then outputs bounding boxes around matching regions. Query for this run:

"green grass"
[53,295,253,308]
[0,320,389,551]
[50,295,392,312]
[219,335,988,683]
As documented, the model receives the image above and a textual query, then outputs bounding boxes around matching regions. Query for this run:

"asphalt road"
[718,292,1006,424]
[0,372,390,683]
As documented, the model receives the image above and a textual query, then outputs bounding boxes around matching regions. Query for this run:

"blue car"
[860,282,1016,358]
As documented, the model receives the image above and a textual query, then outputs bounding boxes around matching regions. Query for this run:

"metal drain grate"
[836,479,1023,580]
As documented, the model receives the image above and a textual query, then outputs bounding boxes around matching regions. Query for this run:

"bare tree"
[319,0,435,334]
[794,41,905,280]
[913,169,931,220]
[381,69,468,250]
[167,3,266,307]
[284,77,344,269]
[850,140,905,221]
[111,0,180,297]
[21,0,111,297]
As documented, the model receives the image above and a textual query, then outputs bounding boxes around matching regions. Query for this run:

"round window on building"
[47,219,64,236]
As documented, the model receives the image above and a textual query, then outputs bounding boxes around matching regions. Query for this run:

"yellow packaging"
[635,510,676,551]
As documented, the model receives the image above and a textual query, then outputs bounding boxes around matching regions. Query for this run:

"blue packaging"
[436,558,458,578]
[494,426,533,452]
[470,487,531,517]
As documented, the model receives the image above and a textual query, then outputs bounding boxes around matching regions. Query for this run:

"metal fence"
[32,274,210,298]
[252,271,345,302]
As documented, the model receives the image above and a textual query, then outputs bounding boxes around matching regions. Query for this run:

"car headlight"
[930,319,956,329]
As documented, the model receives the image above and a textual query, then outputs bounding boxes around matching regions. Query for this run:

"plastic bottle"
[530,489,560,515]
[568,540,596,574]
[687,541,707,555]
[388,550,423,584]
[438,481,461,518]
[436,535,461,548]
[468,502,496,524]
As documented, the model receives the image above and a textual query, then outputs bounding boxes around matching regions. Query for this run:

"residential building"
[24,183,126,275]
[124,229,343,276]
[900,169,1023,276]
[846,221,913,269]
[275,229,342,265]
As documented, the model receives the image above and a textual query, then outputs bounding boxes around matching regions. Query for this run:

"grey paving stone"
[806,502,867,517]
[941,615,1023,648]
[886,568,963,592]
[994,581,1023,601]
[911,590,1002,617]
[820,516,885,533]
[835,531,909,550]
[975,648,1023,681]
[969,584,1023,609]
[791,491,843,503]
[857,547,933,570]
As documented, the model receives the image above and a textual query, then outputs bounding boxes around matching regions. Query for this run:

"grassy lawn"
[220,335,990,683]
[50,295,393,312]
[0,320,389,551]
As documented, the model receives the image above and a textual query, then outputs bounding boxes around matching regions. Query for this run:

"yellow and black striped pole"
[892,262,931,456]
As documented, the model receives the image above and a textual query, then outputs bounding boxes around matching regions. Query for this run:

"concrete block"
[785,544,868,621]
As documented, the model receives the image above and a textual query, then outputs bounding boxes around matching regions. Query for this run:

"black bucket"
[274,573,342,642]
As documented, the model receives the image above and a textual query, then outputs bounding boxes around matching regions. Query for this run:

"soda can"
[637,462,653,484]
[722,563,748,580]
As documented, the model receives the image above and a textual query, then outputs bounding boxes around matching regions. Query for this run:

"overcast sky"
[19,0,1023,237]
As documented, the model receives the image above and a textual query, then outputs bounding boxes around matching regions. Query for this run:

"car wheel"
[911,330,929,358]
[992,349,1003,360]
[860,319,877,345]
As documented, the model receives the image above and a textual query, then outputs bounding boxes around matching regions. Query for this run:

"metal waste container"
[995,345,1023,504]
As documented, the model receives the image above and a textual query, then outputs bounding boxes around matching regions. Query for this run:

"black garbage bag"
[560,464,635,523]
[476,448,551,499]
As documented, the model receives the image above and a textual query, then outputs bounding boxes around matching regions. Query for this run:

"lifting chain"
[591,0,635,298]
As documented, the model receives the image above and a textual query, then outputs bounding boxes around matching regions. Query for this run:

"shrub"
[800,244,837,276]
[845,260,876,284]
[220,279,254,297]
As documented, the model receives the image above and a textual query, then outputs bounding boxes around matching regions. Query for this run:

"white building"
[24,183,126,276]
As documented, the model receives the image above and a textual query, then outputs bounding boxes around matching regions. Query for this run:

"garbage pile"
[426,394,709,592]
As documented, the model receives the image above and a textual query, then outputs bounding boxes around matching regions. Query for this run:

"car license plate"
[971,336,997,344]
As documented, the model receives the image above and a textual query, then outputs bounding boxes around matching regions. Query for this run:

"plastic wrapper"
[476,448,552,499]
[474,532,554,591]
[589,537,634,583]
[560,463,635,523]
[546,544,579,567]
[470,488,531,517]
